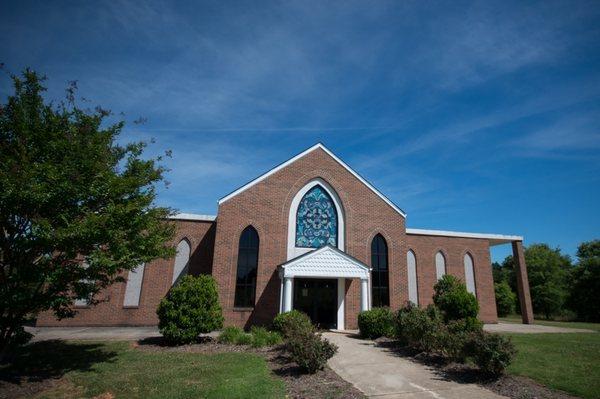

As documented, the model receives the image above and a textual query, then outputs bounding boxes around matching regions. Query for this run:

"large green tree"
[0,70,175,356]
[567,240,600,322]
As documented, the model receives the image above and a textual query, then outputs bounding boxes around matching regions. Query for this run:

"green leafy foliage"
[395,304,445,352]
[272,310,314,338]
[287,330,338,374]
[249,326,283,347]
[358,307,394,339]
[495,281,517,317]
[433,275,479,321]
[465,332,516,375]
[218,326,245,344]
[0,69,175,355]
[567,240,600,322]
[157,275,223,345]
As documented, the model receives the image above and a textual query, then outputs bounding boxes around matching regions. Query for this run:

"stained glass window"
[234,226,259,308]
[295,185,338,248]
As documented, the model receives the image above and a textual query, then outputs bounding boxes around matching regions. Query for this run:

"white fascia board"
[218,143,407,218]
[169,213,216,222]
[406,228,523,245]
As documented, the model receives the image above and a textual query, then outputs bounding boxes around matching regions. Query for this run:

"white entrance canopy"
[279,245,371,280]
[278,246,371,330]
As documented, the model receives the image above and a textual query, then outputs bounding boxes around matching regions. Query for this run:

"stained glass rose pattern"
[295,185,338,248]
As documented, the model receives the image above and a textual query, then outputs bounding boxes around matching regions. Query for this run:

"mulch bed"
[374,337,581,399]
[136,336,365,399]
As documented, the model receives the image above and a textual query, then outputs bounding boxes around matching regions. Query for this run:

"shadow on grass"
[0,340,117,385]
[136,335,213,347]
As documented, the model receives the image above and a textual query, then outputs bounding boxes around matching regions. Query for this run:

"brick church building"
[37,143,534,330]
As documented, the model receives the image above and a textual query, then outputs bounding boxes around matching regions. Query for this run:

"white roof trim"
[280,246,371,280]
[218,143,407,217]
[169,213,216,222]
[406,228,523,246]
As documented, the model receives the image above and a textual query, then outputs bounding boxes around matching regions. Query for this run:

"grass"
[2,340,285,399]
[500,328,600,398]
[499,315,600,332]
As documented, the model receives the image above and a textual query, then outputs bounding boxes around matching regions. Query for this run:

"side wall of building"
[36,220,216,327]
[405,234,498,323]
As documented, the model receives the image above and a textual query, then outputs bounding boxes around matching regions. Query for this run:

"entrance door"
[293,278,337,329]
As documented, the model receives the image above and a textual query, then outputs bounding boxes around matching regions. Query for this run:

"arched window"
[295,185,338,248]
[172,239,191,284]
[464,253,476,296]
[371,234,389,307]
[234,226,259,308]
[435,251,446,280]
[407,250,418,305]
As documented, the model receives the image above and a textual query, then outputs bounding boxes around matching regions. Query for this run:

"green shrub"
[250,326,283,348]
[395,304,445,352]
[236,332,253,345]
[287,330,338,373]
[433,275,479,322]
[466,332,516,375]
[358,307,394,339]
[156,275,224,345]
[494,281,516,317]
[218,326,244,344]
[272,310,314,338]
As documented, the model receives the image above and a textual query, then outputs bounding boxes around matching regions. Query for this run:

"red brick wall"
[405,234,498,323]
[212,147,408,330]
[36,220,216,327]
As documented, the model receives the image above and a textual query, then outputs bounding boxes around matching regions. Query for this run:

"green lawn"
[500,315,600,332]
[502,331,600,399]
[2,340,285,399]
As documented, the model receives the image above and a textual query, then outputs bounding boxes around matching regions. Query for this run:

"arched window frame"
[234,226,260,308]
[295,185,338,249]
[435,251,446,280]
[463,252,477,296]
[287,178,345,260]
[406,249,419,305]
[371,234,389,307]
[172,238,191,284]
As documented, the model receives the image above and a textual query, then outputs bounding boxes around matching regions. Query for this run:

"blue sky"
[1,1,599,262]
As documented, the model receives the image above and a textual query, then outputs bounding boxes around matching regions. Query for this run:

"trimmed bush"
[287,330,338,373]
[250,326,283,348]
[433,275,479,322]
[494,281,516,317]
[156,275,223,345]
[466,332,516,375]
[272,310,314,338]
[395,304,445,352]
[358,307,394,339]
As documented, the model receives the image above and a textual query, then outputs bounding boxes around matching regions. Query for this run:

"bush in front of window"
[433,275,479,322]
[272,310,314,338]
[358,307,394,339]
[157,275,223,345]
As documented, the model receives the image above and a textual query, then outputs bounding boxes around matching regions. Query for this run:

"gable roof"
[279,245,371,279]
[218,143,407,217]
[406,228,523,246]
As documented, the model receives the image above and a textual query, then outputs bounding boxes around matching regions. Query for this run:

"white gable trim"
[169,213,216,222]
[218,143,407,218]
[406,228,523,246]
[279,245,371,280]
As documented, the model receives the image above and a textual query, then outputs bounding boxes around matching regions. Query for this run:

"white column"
[283,277,293,312]
[360,278,369,312]
[337,278,345,330]
[279,277,284,313]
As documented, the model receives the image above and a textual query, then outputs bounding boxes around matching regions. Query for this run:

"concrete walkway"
[484,322,594,334]
[26,326,161,341]
[323,331,506,399]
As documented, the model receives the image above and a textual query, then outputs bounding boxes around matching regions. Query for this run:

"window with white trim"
[123,263,145,307]
[172,239,191,284]
[407,250,418,305]
[464,253,476,295]
[435,251,446,280]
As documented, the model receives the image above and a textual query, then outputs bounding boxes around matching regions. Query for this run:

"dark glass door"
[293,278,337,329]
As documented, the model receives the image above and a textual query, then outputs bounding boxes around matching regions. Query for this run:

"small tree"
[0,69,175,357]
[433,275,479,322]
[157,275,224,345]
[494,281,516,317]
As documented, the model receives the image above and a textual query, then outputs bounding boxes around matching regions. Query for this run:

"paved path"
[484,322,594,334]
[324,331,506,399]
[26,326,161,341]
